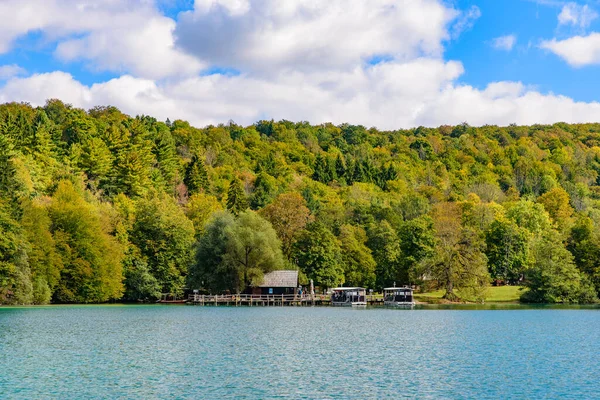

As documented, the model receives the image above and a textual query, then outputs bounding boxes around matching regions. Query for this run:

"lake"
[1,305,599,399]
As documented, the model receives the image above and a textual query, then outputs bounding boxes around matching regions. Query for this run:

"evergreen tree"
[184,155,210,195]
[335,154,346,182]
[0,134,18,198]
[312,153,332,183]
[345,158,356,185]
[226,178,249,215]
[153,125,179,187]
[250,171,276,209]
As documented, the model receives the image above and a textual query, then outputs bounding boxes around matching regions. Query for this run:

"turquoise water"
[1,305,599,399]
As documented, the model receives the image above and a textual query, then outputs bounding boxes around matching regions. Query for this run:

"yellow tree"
[260,192,313,259]
[537,187,574,232]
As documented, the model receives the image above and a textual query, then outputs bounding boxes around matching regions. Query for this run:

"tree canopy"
[1,100,600,303]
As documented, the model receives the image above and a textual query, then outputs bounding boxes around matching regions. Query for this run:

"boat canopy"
[332,287,365,291]
[384,287,413,291]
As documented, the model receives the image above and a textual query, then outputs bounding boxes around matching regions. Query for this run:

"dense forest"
[1,100,600,304]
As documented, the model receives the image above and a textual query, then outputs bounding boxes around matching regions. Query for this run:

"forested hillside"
[1,100,600,304]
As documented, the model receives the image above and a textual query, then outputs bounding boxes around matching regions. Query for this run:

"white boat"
[331,287,367,306]
[383,287,415,307]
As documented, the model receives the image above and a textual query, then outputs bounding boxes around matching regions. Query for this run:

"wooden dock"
[186,294,386,306]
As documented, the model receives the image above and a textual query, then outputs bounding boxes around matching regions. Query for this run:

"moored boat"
[383,287,415,307]
[331,287,367,306]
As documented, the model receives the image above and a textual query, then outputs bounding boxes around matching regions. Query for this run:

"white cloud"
[558,2,598,28]
[541,33,600,66]
[0,0,202,79]
[0,64,25,80]
[3,65,600,130]
[491,35,517,51]
[175,0,458,73]
[450,5,481,39]
[1,0,600,130]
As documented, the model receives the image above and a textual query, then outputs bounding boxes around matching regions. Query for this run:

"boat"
[383,286,415,307]
[330,287,367,306]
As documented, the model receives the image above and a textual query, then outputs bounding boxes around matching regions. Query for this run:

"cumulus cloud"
[491,34,517,51]
[558,2,598,29]
[175,0,457,73]
[1,0,600,129]
[0,0,202,79]
[541,33,600,66]
[3,64,600,130]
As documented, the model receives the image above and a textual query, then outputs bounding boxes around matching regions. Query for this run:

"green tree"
[49,181,124,303]
[485,217,530,283]
[260,192,313,259]
[222,211,284,293]
[250,171,277,209]
[313,153,332,183]
[78,137,113,182]
[294,222,344,289]
[191,211,284,293]
[521,231,597,303]
[0,201,32,304]
[184,155,210,194]
[421,203,490,302]
[0,134,20,200]
[506,199,553,235]
[131,193,195,295]
[185,193,223,237]
[153,124,179,187]
[335,154,346,182]
[190,211,236,292]
[367,220,402,289]
[398,216,435,283]
[226,178,248,215]
[21,199,63,304]
[339,224,376,288]
[568,216,600,293]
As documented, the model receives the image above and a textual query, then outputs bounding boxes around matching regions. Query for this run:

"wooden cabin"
[383,287,415,307]
[331,287,367,306]
[250,270,299,295]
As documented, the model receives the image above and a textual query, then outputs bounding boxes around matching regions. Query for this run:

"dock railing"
[187,293,384,306]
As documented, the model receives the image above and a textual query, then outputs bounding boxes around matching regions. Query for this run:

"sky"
[1,0,600,129]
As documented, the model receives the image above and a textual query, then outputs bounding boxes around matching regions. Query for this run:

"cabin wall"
[247,287,297,295]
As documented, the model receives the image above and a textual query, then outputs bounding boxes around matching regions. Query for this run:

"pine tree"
[184,155,210,194]
[335,154,346,181]
[250,171,276,209]
[345,158,356,185]
[153,125,179,187]
[0,134,18,198]
[313,153,332,183]
[226,178,248,215]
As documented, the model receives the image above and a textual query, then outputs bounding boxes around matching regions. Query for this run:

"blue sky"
[1,0,600,129]
[448,0,600,101]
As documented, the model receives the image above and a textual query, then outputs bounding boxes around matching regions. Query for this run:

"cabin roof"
[259,270,299,288]
[332,287,365,291]
[384,287,413,291]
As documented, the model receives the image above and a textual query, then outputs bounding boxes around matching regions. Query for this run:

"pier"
[186,294,386,306]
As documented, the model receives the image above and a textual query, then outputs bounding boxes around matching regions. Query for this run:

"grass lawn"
[414,285,526,303]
